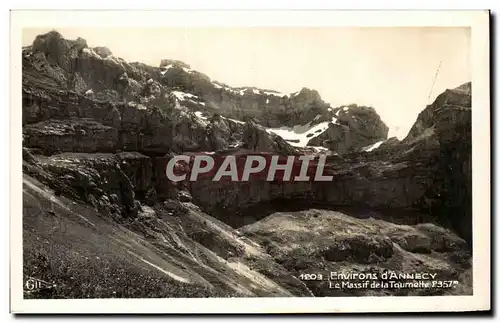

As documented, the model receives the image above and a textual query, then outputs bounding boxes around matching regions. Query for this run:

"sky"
[22,27,471,139]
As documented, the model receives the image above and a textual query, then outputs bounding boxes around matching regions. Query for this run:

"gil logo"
[24,277,55,292]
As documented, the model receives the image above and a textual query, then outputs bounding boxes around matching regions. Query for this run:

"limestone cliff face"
[24,31,390,154]
[28,31,147,99]
[23,152,147,218]
[158,59,389,152]
[160,60,332,128]
[403,83,472,242]
[21,31,472,243]
[23,32,303,156]
[184,84,472,243]
[22,32,473,298]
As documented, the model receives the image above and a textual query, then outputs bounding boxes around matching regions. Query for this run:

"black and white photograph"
[9,9,490,314]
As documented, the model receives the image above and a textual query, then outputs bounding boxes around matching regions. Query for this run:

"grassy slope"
[23,175,227,299]
[23,174,305,298]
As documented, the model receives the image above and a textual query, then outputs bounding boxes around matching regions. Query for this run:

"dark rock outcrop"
[23,118,118,154]
[26,31,156,102]
[24,32,390,154]
[23,152,150,218]
[308,104,389,154]
[403,83,472,242]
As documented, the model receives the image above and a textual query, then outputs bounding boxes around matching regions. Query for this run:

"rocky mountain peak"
[93,46,113,58]
[403,81,471,145]
[32,31,88,72]
[22,31,397,156]
[293,87,321,101]
[453,81,472,94]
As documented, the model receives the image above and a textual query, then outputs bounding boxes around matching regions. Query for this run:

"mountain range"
[22,30,472,298]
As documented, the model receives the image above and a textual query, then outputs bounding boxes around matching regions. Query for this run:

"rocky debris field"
[241,208,471,296]
[22,31,472,298]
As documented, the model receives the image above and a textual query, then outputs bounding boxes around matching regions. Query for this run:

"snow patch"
[363,140,385,152]
[188,99,206,107]
[266,98,269,104]
[263,91,286,97]
[82,47,102,60]
[210,83,291,98]
[308,146,330,153]
[194,111,208,120]
[172,91,198,101]
[160,64,174,75]
[222,116,245,125]
[128,102,148,110]
[267,121,331,147]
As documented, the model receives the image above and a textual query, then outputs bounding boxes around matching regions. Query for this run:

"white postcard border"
[10,9,490,313]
